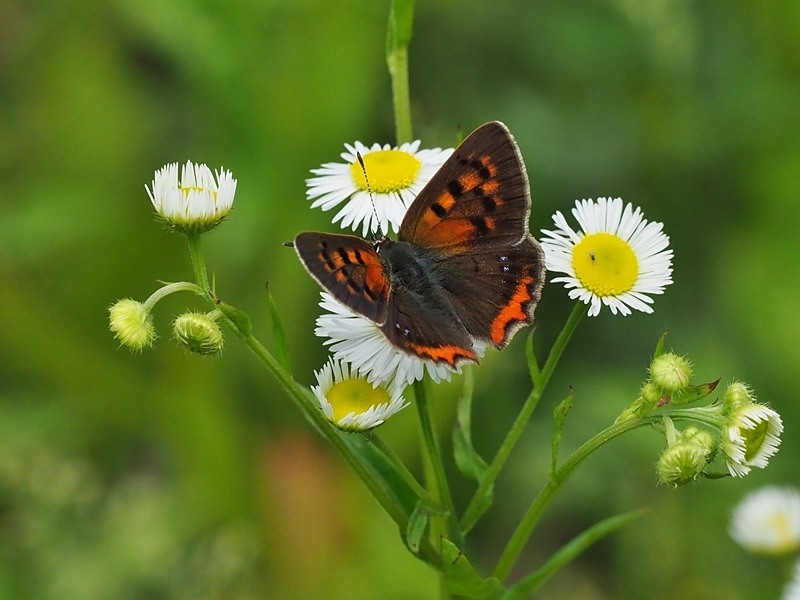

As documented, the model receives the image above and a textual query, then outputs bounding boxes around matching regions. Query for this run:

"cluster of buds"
[616,345,783,486]
[108,161,236,356]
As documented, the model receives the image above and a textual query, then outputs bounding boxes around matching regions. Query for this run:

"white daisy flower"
[146,161,237,234]
[311,357,408,432]
[783,560,800,600]
[314,293,485,387]
[540,197,673,317]
[722,403,783,477]
[306,140,453,237]
[730,486,800,555]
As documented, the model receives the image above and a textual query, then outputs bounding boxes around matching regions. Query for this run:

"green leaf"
[442,539,505,600]
[343,432,419,517]
[265,282,291,372]
[452,369,494,531]
[526,330,541,387]
[669,378,721,405]
[551,388,574,477]
[452,369,488,482]
[503,509,647,600]
[406,501,429,555]
[652,329,669,359]
[214,296,252,337]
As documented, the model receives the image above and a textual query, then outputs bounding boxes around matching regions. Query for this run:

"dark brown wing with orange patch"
[399,121,531,252]
[294,232,390,323]
[379,286,478,367]
[437,236,546,348]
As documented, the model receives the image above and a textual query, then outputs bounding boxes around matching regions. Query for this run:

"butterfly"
[293,121,546,368]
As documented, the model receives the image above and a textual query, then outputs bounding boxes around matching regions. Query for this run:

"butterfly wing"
[400,121,546,348]
[379,285,478,367]
[436,237,545,348]
[294,232,391,323]
[399,121,531,252]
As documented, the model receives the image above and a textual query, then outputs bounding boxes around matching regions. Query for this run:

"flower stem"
[181,232,439,561]
[414,379,463,549]
[142,281,204,312]
[493,416,654,581]
[386,0,415,144]
[186,232,211,293]
[460,303,587,533]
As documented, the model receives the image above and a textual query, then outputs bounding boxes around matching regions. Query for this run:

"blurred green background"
[1,1,799,598]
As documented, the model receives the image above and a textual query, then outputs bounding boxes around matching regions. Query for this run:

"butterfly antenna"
[356,151,384,240]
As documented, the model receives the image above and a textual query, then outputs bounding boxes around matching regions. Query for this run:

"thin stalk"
[415,379,463,549]
[493,416,655,581]
[386,0,415,144]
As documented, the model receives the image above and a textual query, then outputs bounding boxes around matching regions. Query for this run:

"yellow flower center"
[349,149,422,194]
[327,378,390,422]
[765,513,798,554]
[572,233,638,297]
[743,420,768,463]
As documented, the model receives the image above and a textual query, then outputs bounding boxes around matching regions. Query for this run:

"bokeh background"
[2,1,799,598]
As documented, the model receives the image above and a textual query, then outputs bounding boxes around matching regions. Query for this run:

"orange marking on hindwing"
[490,274,535,345]
[406,342,477,366]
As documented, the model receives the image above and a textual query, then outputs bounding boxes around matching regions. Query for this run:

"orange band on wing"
[406,342,477,366]
[490,275,535,346]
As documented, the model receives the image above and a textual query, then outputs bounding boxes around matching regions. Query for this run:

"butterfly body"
[295,121,546,368]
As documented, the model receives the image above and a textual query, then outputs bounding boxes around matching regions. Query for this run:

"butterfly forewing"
[399,121,531,252]
[294,232,390,323]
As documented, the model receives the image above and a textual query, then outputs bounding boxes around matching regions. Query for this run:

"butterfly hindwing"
[380,284,478,367]
[437,236,546,348]
[399,121,531,252]
[294,232,390,323]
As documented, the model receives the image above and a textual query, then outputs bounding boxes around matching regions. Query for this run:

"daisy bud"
[146,161,237,234]
[109,299,156,351]
[723,381,754,412]
[730,486,800,555]
[657,427,717,487]
[650,353,692,393]
[173,312,224,356]
[722,401,783,477]
[311,358,408,432]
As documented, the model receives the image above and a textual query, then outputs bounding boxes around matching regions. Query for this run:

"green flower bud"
[109,299,156,351]
[173,312,224,356]
[657,427,717,487]
[650,353,692,393]
[723,381,754,412]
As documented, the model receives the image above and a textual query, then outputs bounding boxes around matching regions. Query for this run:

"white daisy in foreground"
[314,293,485,386]
[540,197,673,316]
[311,358,408,431]
[146,161,237,234]
[306,140,453,237]
[783,560,800,600]
[730,486,800,555]
[722,402,783,477]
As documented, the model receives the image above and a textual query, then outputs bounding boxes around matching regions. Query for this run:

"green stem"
[186,232,211,293]
[460,303,586,533]
[182,233,441,562]
[493,416,655,581]
[142,281,203,312]
[386,0,415,144]
[415,379,462,548]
